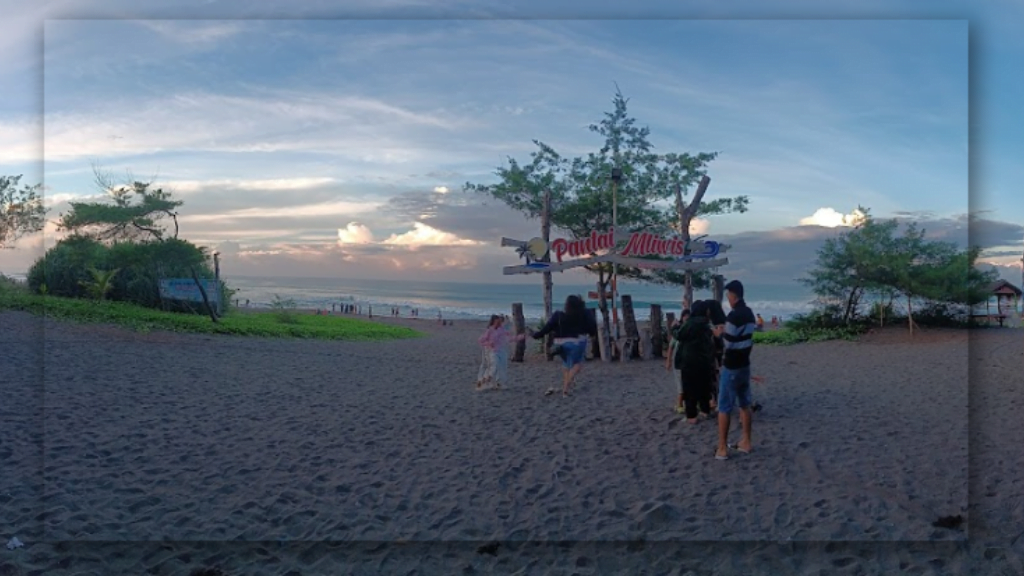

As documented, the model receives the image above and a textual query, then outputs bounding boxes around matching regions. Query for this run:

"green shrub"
[27,236,232,314]
[27,234,108,298]
[270,294,299,324]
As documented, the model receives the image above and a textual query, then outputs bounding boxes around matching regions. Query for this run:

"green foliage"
[753,325,865,345]
[270,294,300,324]
[28,235,224,312]
[79,266,120,301]
[0,273,29,295]
[27,235,109,298]
[58,174,182,243]
[0,291,422,341]
[0,174,47,248]
[464,88,747,292]
[800,208,997,330]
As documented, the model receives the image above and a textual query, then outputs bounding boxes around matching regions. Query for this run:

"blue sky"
[0,0,1021,287]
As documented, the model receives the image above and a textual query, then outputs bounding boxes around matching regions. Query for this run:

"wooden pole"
[511,303,526,362]
[189,266,218,323]
[713,274,724,303]
[213,251,221,316]
[650,304,664,357]
[596,281,612,362]
[542,189,554,360]
[621,295,640,360]
[611,177,620,342]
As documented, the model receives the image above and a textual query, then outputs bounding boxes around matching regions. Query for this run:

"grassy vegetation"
[752,326,864,346]
[0,278,422,341]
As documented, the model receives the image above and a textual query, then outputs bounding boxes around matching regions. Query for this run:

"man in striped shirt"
[715,280,757,461]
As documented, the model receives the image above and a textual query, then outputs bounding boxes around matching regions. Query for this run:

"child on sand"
[476,314,525,391]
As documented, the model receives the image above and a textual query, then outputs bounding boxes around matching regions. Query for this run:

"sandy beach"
[1,310,1021,574]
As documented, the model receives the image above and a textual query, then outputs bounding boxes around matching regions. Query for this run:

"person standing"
[715,280,757,460]
[669,301,716,424]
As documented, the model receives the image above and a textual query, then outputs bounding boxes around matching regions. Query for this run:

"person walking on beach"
[668,301,717,424]
[476,314,524,390]
[715,280,757,460]
[530,295,597,397]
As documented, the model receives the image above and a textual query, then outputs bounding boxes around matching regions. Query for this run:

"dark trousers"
[680,371,712,419]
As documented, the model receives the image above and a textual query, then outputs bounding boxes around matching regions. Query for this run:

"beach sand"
[0,310,1020,574]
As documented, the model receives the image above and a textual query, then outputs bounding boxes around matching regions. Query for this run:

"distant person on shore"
[756,314,765,331]
[476,314,525,391]
[530,294,597,397]
[668,301,717,423]
[715,280,756,460]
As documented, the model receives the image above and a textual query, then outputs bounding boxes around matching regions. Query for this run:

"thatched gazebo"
[988,279,1022,317]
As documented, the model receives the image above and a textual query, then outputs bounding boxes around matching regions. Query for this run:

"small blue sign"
[158,278,220,303]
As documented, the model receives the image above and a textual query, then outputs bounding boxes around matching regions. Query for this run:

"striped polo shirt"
[722,299,756,369]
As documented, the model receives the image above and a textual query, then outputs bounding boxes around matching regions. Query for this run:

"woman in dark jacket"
[704,299,727,410]
[531,294,597,397]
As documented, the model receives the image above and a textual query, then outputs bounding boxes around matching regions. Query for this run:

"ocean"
[223,275,818,322]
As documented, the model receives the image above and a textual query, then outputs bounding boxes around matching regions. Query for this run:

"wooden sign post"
[500,215,729,362]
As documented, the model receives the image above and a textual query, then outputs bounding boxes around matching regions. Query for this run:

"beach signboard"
[501,227,728,275]
[158,278,221,304]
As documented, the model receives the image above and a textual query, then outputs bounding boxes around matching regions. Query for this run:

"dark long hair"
[704,299,727,325]
[563,294,586,322]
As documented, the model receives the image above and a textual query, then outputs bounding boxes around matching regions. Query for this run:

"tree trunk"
[676,177,711,310]
[650,304,664,357]
[596,280,612,362]
[907,295,917,336]
[542,189,554,361]
[512,303,526,362]
[844,287,860,324]
[621,295,640,360]
[712,274,724,304]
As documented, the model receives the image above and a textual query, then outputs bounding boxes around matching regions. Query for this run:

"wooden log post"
[596,282,612,362]
[713,274,725,303]
[512,303,527,362]
[650,304,664,358]
[189,266,218,324]
[640,328,654,360]
[588,308,600,359]
[621,295,641,360]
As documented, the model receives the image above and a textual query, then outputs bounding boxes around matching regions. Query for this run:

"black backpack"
[673,320,716,373]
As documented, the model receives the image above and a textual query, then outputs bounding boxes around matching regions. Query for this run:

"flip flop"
[714,452,729,461]
[544,388,556,396]
[728,443,751,454]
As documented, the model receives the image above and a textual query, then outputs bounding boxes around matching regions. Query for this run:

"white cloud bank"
[799,207,866,228]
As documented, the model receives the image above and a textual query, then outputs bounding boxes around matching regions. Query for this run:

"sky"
[0,0,1021,288]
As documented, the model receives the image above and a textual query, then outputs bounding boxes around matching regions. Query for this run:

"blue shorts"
[717,366,752,414]
[559,340,587,368]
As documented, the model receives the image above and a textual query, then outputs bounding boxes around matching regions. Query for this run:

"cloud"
[337,223,375,244]
[168,177,337,193]
[383,222,481,247]
[41,90,473,164]
[690,218,710,235]
[799,207,867,228]
[137,21,247,46]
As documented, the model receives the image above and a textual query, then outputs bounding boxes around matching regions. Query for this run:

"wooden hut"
[987,280,1022,325]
